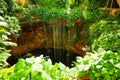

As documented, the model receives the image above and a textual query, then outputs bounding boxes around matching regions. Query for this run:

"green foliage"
[1,50,120,80]
[5,16,21,35]
[0,0,7,15]
[0,0,25,16]
[75,50,120,80]
[36,0,57,8]
[0,16,20,43]
[0,16,11,66]
[0,15,20,66]
[0,66,14,79]
[0,0,21,67]
[22,0,111,28]
[55,0,67,8]
[89,20,120,52]
[23,0,112,23]
[0,49,11,67]
[1,55,76,80]
[77,0,108,21]
[28,0,67,8]
[98,30,120,52]
[23,7,83,27]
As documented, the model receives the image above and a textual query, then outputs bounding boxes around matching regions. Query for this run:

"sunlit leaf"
[0,21,7,27]
[41,71,52,80]
[58,62,66,70]
[2,41,17,46]
[0,16,4,21]
[115,63,120,68]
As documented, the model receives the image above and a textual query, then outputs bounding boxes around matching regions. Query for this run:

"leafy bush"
[1,50,120,80]
[0,0,21,67]
[3,55,76,80]
[0,0,25,16]
[89,20,120,52]
[0,16,20,66]
[75,50,120,80]
[98,30,120,52]
[23,7,83,27]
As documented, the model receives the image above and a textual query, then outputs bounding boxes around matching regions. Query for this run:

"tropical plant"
[0,0,21,67]
[98,30,120,52]
[89,20,120,52]
[2,50,120,80]
[75,50,120,80]
[0,16,18,67]
[0,55,76,80]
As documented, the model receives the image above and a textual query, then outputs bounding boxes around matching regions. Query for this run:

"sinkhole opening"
[7,48,82,67]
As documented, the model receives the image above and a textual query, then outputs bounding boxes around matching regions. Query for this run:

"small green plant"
[75,50,120,80]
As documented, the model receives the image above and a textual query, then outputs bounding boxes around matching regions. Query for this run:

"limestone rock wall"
[10,20,86,57]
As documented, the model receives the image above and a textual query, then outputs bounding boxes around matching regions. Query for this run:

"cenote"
[7,48,82,67]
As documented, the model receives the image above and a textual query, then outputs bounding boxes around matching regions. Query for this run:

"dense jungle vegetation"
[0,0,120,80]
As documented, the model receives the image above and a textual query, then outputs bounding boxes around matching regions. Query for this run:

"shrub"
[4,55,76,80]
[75,50,120,80]
[89,20,120,52]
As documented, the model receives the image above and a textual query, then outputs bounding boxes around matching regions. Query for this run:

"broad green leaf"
[95,73,101,77]
[58,62,66,70]
[115,63,120,68]
[104,74,110,80]
[0,21,7,27]
[0,16,4,21]
[51,63,59,71]
[102,68,107,74]
[14,59,25,72]
[102,53,110,60]
[1,35,8,40]
[0,50,11,65]
[2,41,17,46]
[83,60,89,65]
[103,61,114,69]
[43,59,52,69]
[41,71,52,80]
[31,63,43,78]
[89,73,95,80]
[96,65,102,69]
[77,70,85,78]
[9,69,31,79]
[84,65,90,71]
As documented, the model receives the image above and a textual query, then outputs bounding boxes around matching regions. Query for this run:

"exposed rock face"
[10,20,86,57]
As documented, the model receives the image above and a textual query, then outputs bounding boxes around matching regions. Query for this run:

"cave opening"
[7,48,82,67]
